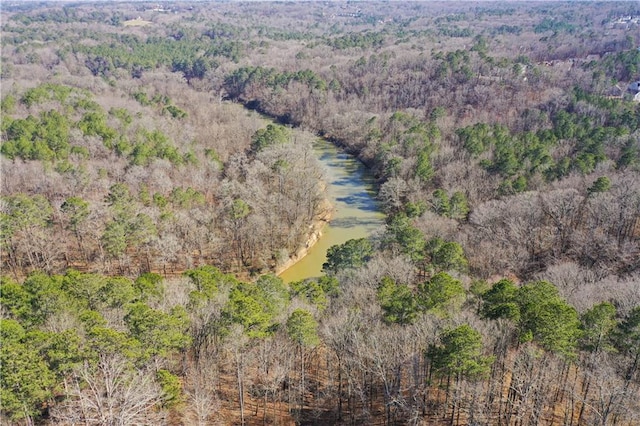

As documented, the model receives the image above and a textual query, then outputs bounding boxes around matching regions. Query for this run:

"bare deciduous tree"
[51,354,165,426]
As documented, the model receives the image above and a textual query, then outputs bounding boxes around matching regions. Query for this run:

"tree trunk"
[300,345,305,416]
[577,373,590,426]
[337,355,343,420]
[237,350,245,425]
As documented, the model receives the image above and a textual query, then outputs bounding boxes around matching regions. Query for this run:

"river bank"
[236,105,385,283]
[275,198,333,277]
[276,138,385,283]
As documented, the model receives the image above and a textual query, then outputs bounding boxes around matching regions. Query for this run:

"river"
[278,138,385,283]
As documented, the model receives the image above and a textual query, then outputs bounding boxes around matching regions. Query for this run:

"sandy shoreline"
[275,198,334,277]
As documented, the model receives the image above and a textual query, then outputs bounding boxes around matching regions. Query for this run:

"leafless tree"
[51,354,165,426]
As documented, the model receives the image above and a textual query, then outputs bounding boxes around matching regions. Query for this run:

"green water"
[278,139,385,283]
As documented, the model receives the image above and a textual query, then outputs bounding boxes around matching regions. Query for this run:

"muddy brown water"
[278,138,385,283]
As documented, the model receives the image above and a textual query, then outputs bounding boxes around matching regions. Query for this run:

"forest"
[1,1,639,425]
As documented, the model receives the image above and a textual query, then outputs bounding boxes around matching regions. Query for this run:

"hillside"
[1,2,639,425]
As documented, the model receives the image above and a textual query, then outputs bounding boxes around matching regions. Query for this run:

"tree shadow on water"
[335,192,380,212]
[329,216,383,228]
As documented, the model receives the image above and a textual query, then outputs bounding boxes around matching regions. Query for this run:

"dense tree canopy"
[1,1,639,424]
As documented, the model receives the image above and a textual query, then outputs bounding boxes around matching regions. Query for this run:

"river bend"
[278,138,385,283]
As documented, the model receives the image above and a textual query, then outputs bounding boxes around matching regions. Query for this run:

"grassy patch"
[123,18,152,27]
